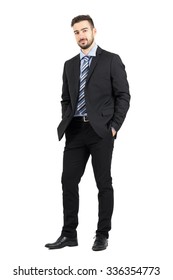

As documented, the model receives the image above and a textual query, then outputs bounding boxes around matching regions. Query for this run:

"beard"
[78,37,94,50]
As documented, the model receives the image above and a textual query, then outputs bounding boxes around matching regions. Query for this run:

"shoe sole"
[48,241,78,249]
[92,246,107,251]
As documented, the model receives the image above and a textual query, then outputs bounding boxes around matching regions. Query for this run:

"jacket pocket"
[102,108,114,116]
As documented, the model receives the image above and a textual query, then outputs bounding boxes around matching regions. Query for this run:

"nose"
[79,31,85,40]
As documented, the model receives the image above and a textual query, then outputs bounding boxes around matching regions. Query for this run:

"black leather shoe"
[92,236,108,251]
[45,235,78,249]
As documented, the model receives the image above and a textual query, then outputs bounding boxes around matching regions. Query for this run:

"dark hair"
[71,15,94,28]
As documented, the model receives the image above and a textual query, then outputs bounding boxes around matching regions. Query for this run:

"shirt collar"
[80,44,98,60]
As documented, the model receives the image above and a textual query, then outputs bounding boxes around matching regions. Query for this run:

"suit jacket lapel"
[72,55,80,104]
[86,46,102,82]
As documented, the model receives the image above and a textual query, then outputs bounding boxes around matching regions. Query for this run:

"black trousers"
[61,118,114,239]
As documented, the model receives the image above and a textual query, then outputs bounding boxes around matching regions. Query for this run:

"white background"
[0,0,173,279]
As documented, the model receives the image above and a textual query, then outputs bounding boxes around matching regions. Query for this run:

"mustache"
[79,39,87,43]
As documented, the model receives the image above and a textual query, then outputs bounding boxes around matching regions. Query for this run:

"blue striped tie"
[75,56,90,115]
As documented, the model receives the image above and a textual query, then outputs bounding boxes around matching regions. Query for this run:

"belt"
[73,116,89,122]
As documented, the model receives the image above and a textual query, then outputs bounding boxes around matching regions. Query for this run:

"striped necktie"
[75,56,90,115]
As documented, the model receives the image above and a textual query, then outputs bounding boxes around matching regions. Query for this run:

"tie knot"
[84,56,90,62]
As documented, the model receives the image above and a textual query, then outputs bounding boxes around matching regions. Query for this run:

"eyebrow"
[74,27,89,33]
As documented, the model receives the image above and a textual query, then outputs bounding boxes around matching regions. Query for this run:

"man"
[45,15,130,251]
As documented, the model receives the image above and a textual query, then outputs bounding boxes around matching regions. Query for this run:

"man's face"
[73,20,96,50]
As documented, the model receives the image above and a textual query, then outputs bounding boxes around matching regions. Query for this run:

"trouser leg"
[89,130,114,238]
[61,140,89,238]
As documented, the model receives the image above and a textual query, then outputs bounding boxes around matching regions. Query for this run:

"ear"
[93,28,97,35]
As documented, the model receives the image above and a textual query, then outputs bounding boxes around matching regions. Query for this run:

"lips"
[80,39,86,44]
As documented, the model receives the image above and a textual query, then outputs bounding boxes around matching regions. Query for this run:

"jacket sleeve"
[110,54,131,132]
[60,61,71,118]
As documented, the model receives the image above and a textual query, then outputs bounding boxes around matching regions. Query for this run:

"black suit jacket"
[57,46,130,140]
